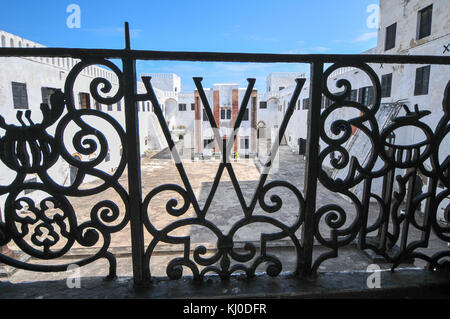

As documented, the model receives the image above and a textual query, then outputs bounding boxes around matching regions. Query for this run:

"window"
[203,109,209,122]
[117,100,122,111]
[191,103,195,111]
[12,82,29,109]
[243,109,249,121]
[221,109,232,120]
[41,87,58,105]
[279,87,285,91]
[359,87,374,106]
[323,96,333,109]
[137,101,140,112]
[381,73,393,98]
[107,104,113,111]
[297,100,301,110]
[10,38,14,47]
[105,151,111,162]
[417,5,432,40]
[1,35,5,47]
[79,93,91,109]
[414,65,431,96]
[240,137,249,150]
[95,102,102,111]
[385,23,397,51]
[260,101,267,109]
[179,103,187,111]
[349,90,358,102]
[303,98,310,110]
[203,139,214,149]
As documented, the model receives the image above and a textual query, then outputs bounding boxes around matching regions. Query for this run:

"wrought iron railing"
[0,24,449,287]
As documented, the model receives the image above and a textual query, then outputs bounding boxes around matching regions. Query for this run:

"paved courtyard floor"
[1,145,448,283]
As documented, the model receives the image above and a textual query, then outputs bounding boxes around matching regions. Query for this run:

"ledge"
[1,269,449,299]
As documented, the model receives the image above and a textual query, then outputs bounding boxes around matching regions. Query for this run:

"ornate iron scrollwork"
[0,40,448,285]
[0,58,128,278]
[313,62,450,273]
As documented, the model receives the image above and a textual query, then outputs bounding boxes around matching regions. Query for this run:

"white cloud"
[310,46,331,52]
[352,31,378,43]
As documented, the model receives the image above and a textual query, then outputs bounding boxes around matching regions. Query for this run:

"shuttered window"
[12,82,29,109]
[349,90,358,102]
[79,92,91,109]
[220,109,231,120]
[303,98,310,110]
[385,23,397,51]
[417,5,432,40]
[381,73,393,98]
[414,65,431,96]
[359,87,374,106]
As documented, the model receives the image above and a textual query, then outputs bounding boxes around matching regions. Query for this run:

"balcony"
[0,24,449,299]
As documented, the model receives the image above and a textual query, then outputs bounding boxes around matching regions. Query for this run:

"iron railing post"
[301,61,324,277]
[122,23,147,286]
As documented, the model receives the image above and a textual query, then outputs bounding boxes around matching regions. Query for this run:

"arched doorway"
[257,121,268,157]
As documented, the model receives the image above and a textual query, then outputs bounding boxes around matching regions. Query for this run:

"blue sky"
[0,0,380,91]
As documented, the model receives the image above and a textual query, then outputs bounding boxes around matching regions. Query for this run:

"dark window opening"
[203,109,209,122]
[303,98,310,110]
[243,109,249,121]
[179,103,187,111]
[414,65,431,96]
[358,86,374,106]
[41,87,58,106]
[349,90,358,102]
[417,5,432,40]
[191,103,195,111]
[385,23,397,51]
[221,109,232,120]
[260,101,267,109]
[240,137,249,150]
[203,139,214,150]
[381,73,393,98]
[12,82,29,109]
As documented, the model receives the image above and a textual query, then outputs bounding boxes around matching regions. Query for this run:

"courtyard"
[1,144,447,283]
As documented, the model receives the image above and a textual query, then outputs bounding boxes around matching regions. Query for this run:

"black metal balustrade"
[0,24,449,288]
